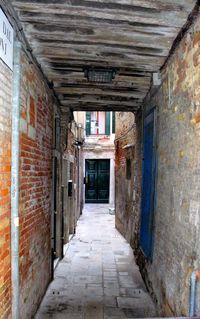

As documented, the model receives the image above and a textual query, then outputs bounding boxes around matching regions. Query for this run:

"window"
[91,112,105,134]
[112,112,115,134]
[54,117,60,151]
[86,111,110,136]
[126,159,132,180]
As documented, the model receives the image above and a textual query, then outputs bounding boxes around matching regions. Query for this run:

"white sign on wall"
[0,8,14,70]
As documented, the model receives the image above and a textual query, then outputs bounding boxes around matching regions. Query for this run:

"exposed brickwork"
[115,112,135,240]
[64,128,77,235]
[131,112,143,251]
[0,61,12,319]
[116,14,200,317]
[142,17,200,316]
[19,52,54,319]
[115,111,142,250]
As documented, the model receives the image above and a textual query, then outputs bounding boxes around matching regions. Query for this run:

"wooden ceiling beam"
[27,39,169,57]
[33,47,166,65]
[55,86,146,98]
[53,82,150,91]
[59,95,143,104]
[12,0,195,12]
[67,107,139,111]
[38,57,161,73]
[12,2,195,28]
[21,25,178,50]
[10,0,197,112]
[18,14,180,36]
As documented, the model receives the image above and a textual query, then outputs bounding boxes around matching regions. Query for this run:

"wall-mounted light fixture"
[84,67,116,83]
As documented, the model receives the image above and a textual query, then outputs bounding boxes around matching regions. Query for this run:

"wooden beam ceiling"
[10,0,197,112]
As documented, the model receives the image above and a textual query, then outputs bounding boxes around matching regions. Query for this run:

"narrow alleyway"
[35,205,156,319]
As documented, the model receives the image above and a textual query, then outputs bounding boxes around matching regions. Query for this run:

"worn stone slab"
[84,304,103,319]
[35,204,156,318]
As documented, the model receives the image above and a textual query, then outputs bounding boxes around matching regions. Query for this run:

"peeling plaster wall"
[140,16,200,317]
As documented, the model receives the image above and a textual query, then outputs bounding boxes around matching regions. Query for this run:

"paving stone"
[104,306,127,318]
[84,304,103,319]
[34,204,156,318]
[103,296,117,307]
[117,296,156,317]
[118,272,129,276]
[104,287,120,297]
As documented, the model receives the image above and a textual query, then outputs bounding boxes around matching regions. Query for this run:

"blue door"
[140,109,156,258]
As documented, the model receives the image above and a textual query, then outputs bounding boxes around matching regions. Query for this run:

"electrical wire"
[114,123,136,143]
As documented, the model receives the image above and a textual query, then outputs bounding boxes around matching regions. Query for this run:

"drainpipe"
[11,41,22,319]
[189,270,200,317]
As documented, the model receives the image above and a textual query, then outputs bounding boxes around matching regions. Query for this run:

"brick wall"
[141,15,200,316]
[19,51,54,318]
[115,15,200,317]
[115,112,142,250]
[115,112,135,241]
[65,128,76,235]
[0,61,12,319]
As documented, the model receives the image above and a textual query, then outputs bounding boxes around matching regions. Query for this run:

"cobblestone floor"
[35,204,156,319]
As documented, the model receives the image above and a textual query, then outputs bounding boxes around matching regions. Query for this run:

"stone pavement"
[35,204,156,319]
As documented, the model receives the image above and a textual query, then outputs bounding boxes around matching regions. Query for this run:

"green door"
[85,159,110,203]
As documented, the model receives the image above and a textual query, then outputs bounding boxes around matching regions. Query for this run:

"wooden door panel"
[140,110,156,258]
[85,159,110,203]
[85,160,98,202]
[98,160,110,203]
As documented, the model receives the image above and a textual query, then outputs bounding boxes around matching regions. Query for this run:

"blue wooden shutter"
[86,112,91,136]
[105,112,110,135]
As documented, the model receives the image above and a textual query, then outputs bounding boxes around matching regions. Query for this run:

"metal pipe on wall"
[189,270,200,317]
[189,271,197,317]
[11,40,22,319]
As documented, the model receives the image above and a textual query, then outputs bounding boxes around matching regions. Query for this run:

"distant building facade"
[76,111,115,206]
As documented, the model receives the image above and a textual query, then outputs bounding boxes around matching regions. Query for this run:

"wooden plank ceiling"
[11,0,197,112]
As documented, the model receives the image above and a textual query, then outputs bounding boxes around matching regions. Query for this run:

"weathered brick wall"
[115,15,200,317]
[131,113,143,251]
[65,128,76,235]
[19,51,54,318]
[139,15,200,316]
[0,61,12,319]
[115,112,142,249]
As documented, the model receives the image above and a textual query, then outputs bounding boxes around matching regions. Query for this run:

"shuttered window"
[112,112,115,134]
[86,111,111,135]
[105,112,110,135]
[86,112,91,136]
